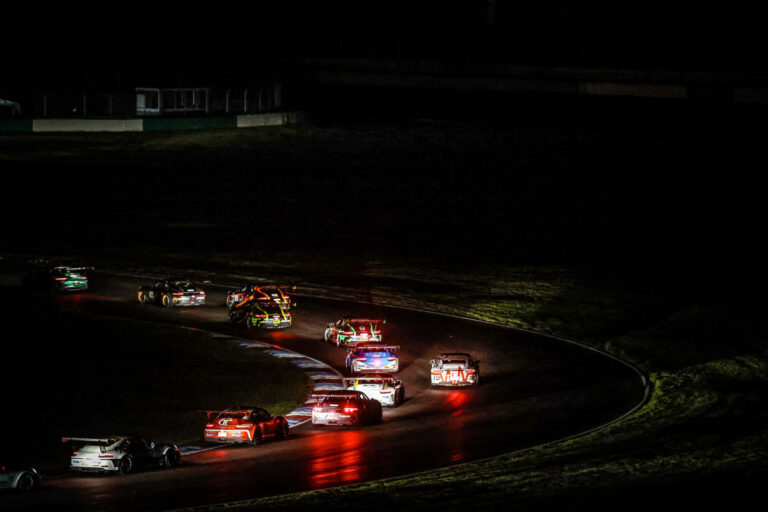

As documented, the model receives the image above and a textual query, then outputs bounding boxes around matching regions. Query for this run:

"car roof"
[439,352,472,358]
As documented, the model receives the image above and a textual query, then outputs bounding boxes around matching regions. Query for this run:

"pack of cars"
[14,264,483,492]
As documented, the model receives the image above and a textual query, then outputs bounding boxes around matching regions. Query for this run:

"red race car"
[203,406,290,444]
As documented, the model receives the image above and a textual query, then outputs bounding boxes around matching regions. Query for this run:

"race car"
[137,278,206,307]
[430,353,480,387]
[345,344,400,374]
[0,463,41,491]
[22,265,92,292]
[203,406,290,444]
[344,375,405,407]
[324,318,386,347]
[63,436,181,474]
[312,390,383,426]
[229,300,292,329]
[225,284,295,309]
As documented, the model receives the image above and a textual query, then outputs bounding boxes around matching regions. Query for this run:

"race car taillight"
[313,405,322,412]
[98,454,115,458]
[380,390,392,394]
[71,451,78,456]
[355,357,366,361]
[388,357,397,361]
[173,292,184,296]
[344,407,358,413]
[55,277,67,281]
[206,424,213,428]
[256,314,267,318]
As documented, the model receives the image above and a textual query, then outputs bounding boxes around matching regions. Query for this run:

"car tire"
[253,426,263,444]
[15,472,36,491]
[118,455,134,475]
[397,387,405,406]
[162,451,179,469]
[162,294,171,307]
[324,329,331,342]
[245,315,254,329]
[277,421,289,439]
[137,291,146,303]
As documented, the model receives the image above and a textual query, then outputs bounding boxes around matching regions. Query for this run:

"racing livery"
[22,265,92,292]
[0,464,40,491]
[345,344,400,374]
[324,318,386,347]
[345,375,405,407]
[229,300,292,329]
[225,284,295,309]
[203,406,289,444]
[64,436,180,474]
[137,278,206,307]
[430,353,480,387]
[312,390,383,426]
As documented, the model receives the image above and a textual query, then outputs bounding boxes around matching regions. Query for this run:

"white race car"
[64,436,180,474]
[311,390,383,426]
[345,374,405,407]
[0,464,40,491]
[430,353,480,387]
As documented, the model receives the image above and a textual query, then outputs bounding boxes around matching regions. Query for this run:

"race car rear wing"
[62,437,121,445]
[343,377,399,385]
[347,344,400,352]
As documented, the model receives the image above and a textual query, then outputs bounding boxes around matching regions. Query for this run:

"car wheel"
[119,455,134,475]
[15,472,36,491]
[162,451,179,469]
[137,291,146,303]
[162,294,171,307]
[245,315,254,329]
[277,421,290,439]
[252,426,263,444]
[397,387,405,406]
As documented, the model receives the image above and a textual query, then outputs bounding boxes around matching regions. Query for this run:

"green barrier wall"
[143,116,236,131]
[0,119,33,132]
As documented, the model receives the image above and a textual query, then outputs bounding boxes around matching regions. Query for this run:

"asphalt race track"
[0,267,646,511]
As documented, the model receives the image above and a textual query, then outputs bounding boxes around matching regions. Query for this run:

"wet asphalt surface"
[0,266,645,510]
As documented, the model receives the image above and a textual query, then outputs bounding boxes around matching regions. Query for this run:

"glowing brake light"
[206,424,213,428]
[343,407,358,413]
[55,277,67,281]
[173,292,184,296]
[71,451,78,456]
[313,405,322,412]
[98,454,115,458]
[199,290,205,295]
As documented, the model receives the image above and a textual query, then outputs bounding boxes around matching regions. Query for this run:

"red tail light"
[55,277,67,281]
[205,424,213,428]
[173,292,184,296]
[344,407,358,413]
[388,357,397,361]
[71,451,78,456]
[199,291,205,295]
[313,406,322,412]
[98,454,115,458]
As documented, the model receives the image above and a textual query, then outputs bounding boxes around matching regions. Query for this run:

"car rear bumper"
[312,413,355,426]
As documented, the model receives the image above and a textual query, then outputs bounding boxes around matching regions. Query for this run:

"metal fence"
[16,84,283,119]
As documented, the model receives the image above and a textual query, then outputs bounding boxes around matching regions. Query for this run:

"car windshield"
[443,358,468,365]
[172,281,196,290]
[217,412,248,419]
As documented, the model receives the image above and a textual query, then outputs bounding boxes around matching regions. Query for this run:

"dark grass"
[0,285,311,472]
